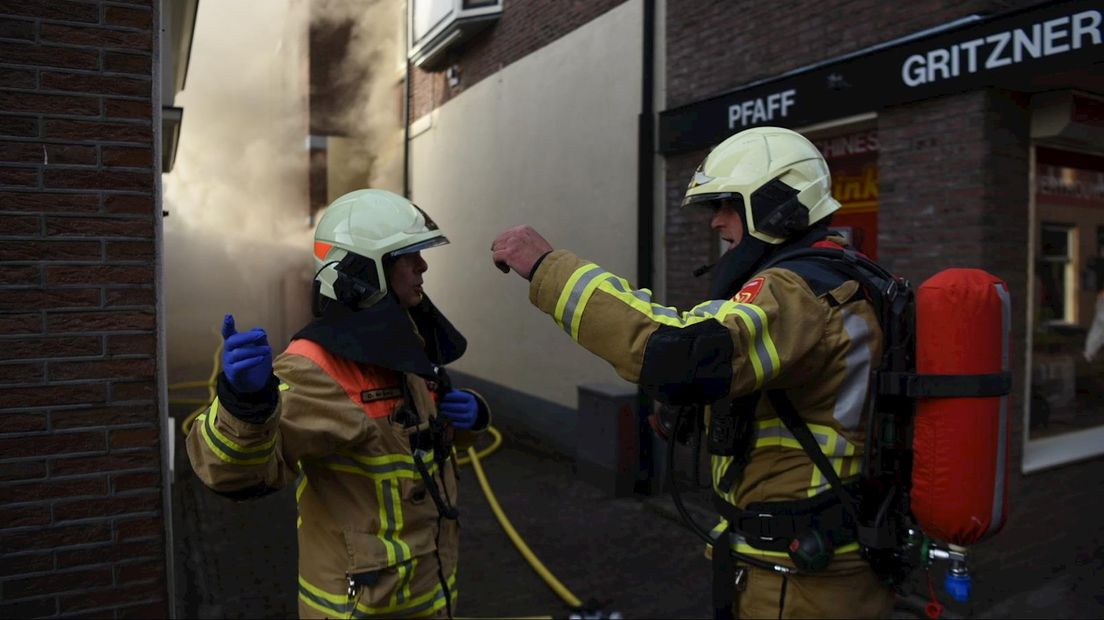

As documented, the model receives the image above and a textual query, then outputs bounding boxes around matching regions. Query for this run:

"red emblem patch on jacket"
[732,277,765,303]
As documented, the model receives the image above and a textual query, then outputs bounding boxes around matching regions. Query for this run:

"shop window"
[1026,145,1104,471]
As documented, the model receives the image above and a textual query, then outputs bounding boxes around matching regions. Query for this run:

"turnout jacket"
[529,249,882,570]
[187,337,489,618]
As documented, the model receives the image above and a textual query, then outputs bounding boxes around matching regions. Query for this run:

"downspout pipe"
[637,0,655,291]
[403,4,411,198]
[636,0,657,493]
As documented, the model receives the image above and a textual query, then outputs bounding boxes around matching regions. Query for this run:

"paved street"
[172,421,1104,619]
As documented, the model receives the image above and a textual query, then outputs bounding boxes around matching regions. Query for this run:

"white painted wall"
[410,0,643,407]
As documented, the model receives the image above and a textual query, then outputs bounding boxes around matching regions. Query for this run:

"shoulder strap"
[766,390,861,524]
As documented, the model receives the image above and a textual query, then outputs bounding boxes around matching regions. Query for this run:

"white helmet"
[682,126,840,244]
[313,189,448,307]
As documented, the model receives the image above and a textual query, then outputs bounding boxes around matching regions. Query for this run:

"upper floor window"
[408,0,502,69]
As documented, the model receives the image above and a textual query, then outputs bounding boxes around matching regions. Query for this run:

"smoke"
[164,0,408,387]
[163,0,315,384]
[309,0,405,195]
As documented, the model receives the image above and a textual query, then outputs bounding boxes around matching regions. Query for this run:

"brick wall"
[0,0,168,617]
[409,0,629,122]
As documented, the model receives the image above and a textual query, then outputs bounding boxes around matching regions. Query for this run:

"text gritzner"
[902,9,1102,87]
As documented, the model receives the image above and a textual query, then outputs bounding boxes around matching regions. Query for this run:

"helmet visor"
[681,191,740,209]
[389,235,450,257]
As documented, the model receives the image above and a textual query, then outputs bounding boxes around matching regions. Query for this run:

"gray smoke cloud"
[310,0,405,196]
[163,0,315,386]
[163,0,407,388]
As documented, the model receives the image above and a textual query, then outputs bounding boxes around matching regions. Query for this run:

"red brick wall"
[409,0,629,122]
[0,0,168,617]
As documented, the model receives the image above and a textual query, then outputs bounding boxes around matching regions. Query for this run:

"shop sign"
[659,0,1104,154]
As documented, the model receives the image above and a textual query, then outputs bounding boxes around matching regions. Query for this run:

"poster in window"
[815,129,878,259]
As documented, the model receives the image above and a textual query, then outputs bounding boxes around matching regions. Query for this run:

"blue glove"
[220,314,273,394]
[439,389,479,430]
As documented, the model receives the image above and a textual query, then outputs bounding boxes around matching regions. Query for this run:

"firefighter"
[491,127,895,618]
[188,188,490,619]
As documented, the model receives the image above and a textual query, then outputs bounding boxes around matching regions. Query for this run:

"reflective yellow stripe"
[279,382,290,391]
[299,570,456,618]
[749,418,858,497]
[376,480,398,566]
[730,309,765,388]
[733,541,861,558]
[295,474,308,530]
[585,270,783,387]
[298,593,344,619]
[341,451,433,467]
[719,419,862,498]
[751,418,802,450]
[394,557,417,606]
[388,480,412,565]
[554,264,602,329]
[317,452,438,481]
[198,418,272,466]
[208,401,278,454]
[198,400,277,463]
[711,454,735,497]
[752,419,853,453]
[299,573,347,604]
[739,303,781,382]
[348,569,455,616]
[569,270,613,341]
[596,275,717,328]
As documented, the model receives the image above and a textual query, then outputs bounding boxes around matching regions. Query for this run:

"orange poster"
[814,130,879,258]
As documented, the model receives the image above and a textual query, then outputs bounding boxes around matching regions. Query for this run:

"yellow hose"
[174,340,222,436]
[466,443,583,609]
[167,380,215,390]
[455,425,503,466]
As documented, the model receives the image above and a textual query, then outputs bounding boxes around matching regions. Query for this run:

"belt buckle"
[756,512,776,540]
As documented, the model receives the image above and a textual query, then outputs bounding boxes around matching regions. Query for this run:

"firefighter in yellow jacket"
[188,189,489,619]
[491,127,895,618]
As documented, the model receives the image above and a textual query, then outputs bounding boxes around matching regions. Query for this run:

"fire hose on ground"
[167,340,618,619]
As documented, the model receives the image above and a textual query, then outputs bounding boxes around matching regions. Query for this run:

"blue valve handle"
[944,570,971,602]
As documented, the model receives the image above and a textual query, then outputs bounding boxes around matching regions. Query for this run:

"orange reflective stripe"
[286,339,401,419]
[313,241,333,260]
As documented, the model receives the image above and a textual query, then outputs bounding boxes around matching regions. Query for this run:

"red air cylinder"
[910,269,1011,546]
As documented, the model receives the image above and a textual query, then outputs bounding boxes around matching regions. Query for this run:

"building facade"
[405,0,1104,613]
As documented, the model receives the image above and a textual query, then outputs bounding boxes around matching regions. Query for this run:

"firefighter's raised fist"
[490,225,554,280]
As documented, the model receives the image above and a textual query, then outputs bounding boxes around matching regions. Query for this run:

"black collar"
[292,294,466,379]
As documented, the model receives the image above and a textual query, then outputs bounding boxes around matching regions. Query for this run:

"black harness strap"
[712,486,858,551]
[399,377,459,520]
[879,371,1012,398]
[766,390,861,527]
[712,526,737,620]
